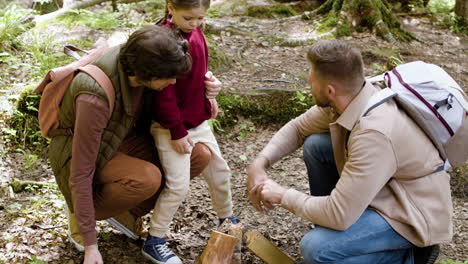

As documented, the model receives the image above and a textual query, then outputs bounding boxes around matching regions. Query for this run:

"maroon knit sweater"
[153,23,211,140]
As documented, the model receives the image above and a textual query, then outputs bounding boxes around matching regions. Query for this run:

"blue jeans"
[300,134,414,264]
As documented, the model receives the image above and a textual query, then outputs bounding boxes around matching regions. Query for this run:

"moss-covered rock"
[216,90,314,129]
[246,4,298,19]
[205,33,232,74]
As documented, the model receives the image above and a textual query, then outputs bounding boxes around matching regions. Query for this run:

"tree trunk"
[316,0,414,42]
[455,0,467,25]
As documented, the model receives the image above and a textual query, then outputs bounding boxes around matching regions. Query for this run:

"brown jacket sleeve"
[259,105,333,166]
[69,94,110,246]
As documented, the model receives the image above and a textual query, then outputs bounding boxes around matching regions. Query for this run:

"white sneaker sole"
[106,217,139,240]
[141,249,182,264]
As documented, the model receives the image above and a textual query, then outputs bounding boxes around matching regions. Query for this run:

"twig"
[237,41,250,61]
[257,79,294,84]
[32,224,67,230]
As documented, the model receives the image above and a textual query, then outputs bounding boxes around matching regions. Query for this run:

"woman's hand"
[84,245,103,264]
[205,71,222,99]
[171,135,194,154]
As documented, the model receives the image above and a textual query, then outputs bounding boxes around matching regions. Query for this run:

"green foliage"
[0,5,33,52]
[54,9,126,30]
[27,34,74,79]
[208,7,229,18]
[428,0,466,33]
[317,14,339,34]
[5,86,49,153]
[429,0,455,14]
[336,23,352,37]
[246,4,297,19]
[437,260,468,264]
[216,90,314,131]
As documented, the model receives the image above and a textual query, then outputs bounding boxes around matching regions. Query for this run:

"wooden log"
[228,224,243,264]
[245,231,295,264]
[196,230,238,264]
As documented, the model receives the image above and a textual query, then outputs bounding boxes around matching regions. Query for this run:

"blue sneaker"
[142,236,182,264]
[218,215,241,227]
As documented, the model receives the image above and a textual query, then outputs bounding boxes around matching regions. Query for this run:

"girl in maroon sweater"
[144,1,239,263]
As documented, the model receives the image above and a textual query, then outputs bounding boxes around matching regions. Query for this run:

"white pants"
[149,120,233,237]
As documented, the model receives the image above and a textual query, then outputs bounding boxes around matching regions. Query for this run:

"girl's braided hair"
[156,0,211,27]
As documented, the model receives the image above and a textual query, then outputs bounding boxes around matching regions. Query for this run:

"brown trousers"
[93,134,211,220]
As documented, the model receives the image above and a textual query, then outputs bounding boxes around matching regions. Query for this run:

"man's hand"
[171,135,194,154]
[260,179,287,205]
[205,71,222,99]
[247,157,274,213]
[84,244,103,264]
[209,98,218,119]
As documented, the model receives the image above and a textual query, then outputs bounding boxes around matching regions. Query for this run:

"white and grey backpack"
[365,61,468,169]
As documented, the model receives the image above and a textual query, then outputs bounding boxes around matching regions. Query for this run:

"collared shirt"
[259,82,453,247]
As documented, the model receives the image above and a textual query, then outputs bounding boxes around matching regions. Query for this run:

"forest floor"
[0,3,467,264]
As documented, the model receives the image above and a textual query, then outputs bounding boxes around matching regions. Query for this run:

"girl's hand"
[205,71,222,99]
[172,135,194,154]
[209,98,218,119]
[84,245,103,264]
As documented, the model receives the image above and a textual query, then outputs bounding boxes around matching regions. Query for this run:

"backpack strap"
[78,65,115,116]
[64,45,90,60]
[362,88,397,117]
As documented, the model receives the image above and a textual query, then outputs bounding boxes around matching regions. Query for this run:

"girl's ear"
[167,3,175,15]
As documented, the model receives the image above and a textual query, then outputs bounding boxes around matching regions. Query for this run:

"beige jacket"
[259,82,453,247]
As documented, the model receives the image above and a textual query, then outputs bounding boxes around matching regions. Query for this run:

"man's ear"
[327,84,336,98]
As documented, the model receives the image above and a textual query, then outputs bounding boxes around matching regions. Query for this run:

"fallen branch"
[257,79,294,84]
[32,0,146,24]
[245,231,295,264]
[31,223,67,230]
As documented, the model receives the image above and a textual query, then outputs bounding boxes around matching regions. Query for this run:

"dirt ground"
[0,4,467,264]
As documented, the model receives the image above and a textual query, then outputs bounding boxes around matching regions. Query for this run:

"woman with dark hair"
[48,25,220,264]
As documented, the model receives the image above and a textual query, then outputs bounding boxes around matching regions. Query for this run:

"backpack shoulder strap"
[78,65,115,116]
[362,87,397,118]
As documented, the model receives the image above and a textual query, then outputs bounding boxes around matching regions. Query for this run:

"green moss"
[246,4,297,19]
[216,90,315,130]
[205,34,232,73]
[208,7,229,18]
[336,23,352,37]
[53,9,126,30]
[317,13,339,34]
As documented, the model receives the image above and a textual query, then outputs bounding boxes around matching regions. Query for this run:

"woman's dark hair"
[156,0,211,26]
[120,25,192,81]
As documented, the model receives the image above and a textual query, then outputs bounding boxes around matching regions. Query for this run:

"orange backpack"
[34,43,115,138]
